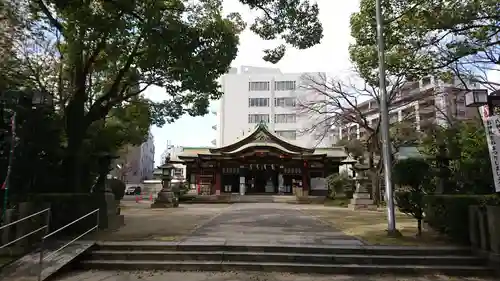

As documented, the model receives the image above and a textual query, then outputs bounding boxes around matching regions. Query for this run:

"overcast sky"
[145,0,360,164]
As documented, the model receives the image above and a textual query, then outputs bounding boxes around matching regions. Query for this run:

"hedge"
[423,194,500,244]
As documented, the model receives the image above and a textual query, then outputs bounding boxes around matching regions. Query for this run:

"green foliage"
[424,194,500,244]
[5,0,323,193]
[390,121,421,151]
[393,158,431,235]
[349,0,499,85]
[0,90,65,208]
[421,120,493,194]
[107,179,126,201]
[337,139,366,160]
[326,172,352,199]
[393,158,430,190]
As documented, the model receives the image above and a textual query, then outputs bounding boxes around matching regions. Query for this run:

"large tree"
[298,71,408,203]
[5,0,323,192]
[350,0,499,90]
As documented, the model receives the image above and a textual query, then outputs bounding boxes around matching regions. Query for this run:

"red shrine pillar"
[196,174,201,195]
[302,160,309,196]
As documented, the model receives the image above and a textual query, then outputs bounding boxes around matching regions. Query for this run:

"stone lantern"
[151,153,179,208]
[348,159,376,210]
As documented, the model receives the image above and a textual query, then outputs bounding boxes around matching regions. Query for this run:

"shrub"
[424,194,500,244]
[107,179,126,200]
[326,172,352,199]
[393,158,430,236]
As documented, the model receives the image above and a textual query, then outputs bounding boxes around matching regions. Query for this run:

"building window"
[422,77,432,86]
[274,114,296,123]
[275,130,297,140]
[248,81,270,91]
[173,168,183,178]
[248,98,269,107]
[274,81,296,91]
[248,114,270,123]
[274,97,296,107]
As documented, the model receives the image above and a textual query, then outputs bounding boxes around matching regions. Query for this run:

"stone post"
[348,162,377,211]
[151,154,179,208]
[487,206,500,254]
[1,209,15,246]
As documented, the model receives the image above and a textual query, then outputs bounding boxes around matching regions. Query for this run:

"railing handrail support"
[43,208,99,239]
[0,208,50,231]
[38,208,100,281]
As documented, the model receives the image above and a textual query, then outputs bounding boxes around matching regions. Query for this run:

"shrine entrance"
[177,122,347,196]
[246,165,278,194]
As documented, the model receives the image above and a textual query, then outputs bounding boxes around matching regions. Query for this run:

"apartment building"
[215,66,329,148]
[332,76,480,143]
[110,131,155,183]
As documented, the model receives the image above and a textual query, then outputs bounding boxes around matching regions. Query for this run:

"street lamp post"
[464,89,500,114]
[375,0,398,234]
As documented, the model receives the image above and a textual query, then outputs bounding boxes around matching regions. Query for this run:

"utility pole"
[375,0,398,234]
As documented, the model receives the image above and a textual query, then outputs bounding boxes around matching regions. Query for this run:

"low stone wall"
[469,205,500,267]
[0,202,46,259]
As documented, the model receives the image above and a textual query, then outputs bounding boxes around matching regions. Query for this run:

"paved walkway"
[183,203,363,246]
[53,270,497,281]
[98,203,229,241]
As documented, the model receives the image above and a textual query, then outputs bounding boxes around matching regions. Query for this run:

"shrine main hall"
[176,123,348,196]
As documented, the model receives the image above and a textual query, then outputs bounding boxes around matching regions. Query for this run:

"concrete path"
[98,203,229,241]
[53,270,497,281]
[183,203,363,246]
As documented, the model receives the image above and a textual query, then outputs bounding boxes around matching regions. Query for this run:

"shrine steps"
[77,242,495,276]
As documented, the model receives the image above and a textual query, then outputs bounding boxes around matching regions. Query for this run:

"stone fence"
[468,205,500,266]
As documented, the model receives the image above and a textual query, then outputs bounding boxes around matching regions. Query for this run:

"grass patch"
[305,208,451,246]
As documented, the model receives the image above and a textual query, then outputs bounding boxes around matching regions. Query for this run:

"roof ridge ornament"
[256,120,268,129]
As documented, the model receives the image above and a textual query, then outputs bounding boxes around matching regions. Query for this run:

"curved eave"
[177,155,198,161]
[209,124,314,154]
[222,142,301,155]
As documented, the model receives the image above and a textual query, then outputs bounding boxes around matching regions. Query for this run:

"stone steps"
[81,260,494,276]
[78,242,495,276]
[88,250,484,266]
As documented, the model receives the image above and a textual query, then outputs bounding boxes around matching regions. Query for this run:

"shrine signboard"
[481,106,500,192]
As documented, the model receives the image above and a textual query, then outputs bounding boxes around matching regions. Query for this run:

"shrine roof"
[208,122,314,155]
[176,122,347,160]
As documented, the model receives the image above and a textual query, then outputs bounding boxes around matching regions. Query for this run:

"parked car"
[125,186,137,195]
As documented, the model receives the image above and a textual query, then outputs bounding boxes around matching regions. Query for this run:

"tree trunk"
[417,219,422,237]
[62,37,89,193]
[63,124,86,193]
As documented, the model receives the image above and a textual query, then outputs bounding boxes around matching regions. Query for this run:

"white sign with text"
[480,106,500,192]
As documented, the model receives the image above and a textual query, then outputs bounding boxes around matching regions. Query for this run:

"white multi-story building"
[215,66,328,148]
[332,76,481,143]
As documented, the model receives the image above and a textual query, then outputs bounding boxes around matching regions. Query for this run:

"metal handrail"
[0,208,50,231]
[43,208,99,239]
[37,208,99,281]
[0,225,47,250]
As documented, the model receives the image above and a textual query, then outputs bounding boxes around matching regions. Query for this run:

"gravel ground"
[52,270,497,281]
